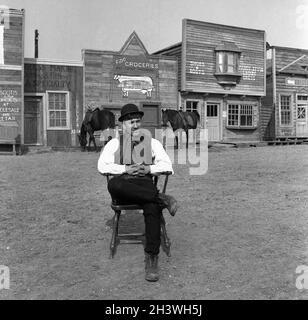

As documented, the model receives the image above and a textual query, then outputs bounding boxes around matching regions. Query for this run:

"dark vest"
[114,130,153,165]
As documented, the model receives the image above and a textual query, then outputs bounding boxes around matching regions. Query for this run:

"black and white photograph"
[1,0,308,304]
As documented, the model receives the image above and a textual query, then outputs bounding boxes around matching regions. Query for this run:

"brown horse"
[78,108,116,151]
[162,109,200,148]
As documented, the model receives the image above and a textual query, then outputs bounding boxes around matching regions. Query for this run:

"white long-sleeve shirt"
[97,138,174,175]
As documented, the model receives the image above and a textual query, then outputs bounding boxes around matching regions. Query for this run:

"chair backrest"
[102,172,172,195]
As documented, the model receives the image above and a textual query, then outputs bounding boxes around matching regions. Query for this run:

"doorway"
[206,102,220,141]
[296,95,308,137]
[24,96,43,145]
[141,103,160,138]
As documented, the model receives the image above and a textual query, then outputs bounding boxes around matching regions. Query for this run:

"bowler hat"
[119,104,144,122]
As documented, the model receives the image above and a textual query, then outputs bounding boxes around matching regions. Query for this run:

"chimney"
[35,29,39,58]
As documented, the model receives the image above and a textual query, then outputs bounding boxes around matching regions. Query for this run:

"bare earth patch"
[1,145,308,300]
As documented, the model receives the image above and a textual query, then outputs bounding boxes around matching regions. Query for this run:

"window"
[47,92,70,129]
[240,105,253,126]
[297,107,306,120]
[216,52,239,74]
[280,95,291,126]
[214,42,242,88]
[297,95,308,102]
[228,105,239,126]
[207,104,218,117]
[186,100,198,112]
[227,104,255,128]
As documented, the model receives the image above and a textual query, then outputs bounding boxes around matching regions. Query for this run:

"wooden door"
[141,104,160,138]
[206,103,220,141]
[296,105,308,137]
[24,97,43,145]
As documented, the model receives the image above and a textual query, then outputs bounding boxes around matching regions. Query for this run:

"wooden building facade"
[0,8,24,153]
[83,32,178,138]
[262,46,308,140]
[154,19,266,142]
[24,59,83,147]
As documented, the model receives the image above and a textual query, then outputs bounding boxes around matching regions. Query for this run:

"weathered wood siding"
[84,35,178,117]
[260,72,275,140]
[0,9,24,146]
[154,44,182,92]
[274,47,308,137]
[275,47,308,72]
[24,63,84,146]
[183,19,265,96]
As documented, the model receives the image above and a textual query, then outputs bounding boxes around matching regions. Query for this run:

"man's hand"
[137,165,151,176]
[125,164,140,175]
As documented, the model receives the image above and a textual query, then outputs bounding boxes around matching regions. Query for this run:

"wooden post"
[35,29,39,58]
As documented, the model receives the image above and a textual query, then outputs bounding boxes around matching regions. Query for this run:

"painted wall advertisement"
[113,55,159,98]
[0,89,20,125]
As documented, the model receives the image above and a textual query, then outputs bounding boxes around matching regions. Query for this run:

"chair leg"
[160,214,171,257]
[110,210,121,259]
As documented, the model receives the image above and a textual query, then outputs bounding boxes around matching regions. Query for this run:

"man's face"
[122,117,142,137]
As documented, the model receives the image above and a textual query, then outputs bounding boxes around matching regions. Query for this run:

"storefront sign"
[188,61,206,75]
[114,74,154,97]
[24,64,72,91]
[0,89,20,123]
[286,78,308,86]
[239,65,264,81]
[113,55,159,73]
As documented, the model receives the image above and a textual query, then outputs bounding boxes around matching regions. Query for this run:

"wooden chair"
[102,172,172,258]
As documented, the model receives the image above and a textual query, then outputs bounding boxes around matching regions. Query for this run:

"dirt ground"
[1,144,308,300]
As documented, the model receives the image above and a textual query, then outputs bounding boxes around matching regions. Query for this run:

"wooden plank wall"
[275,47,308,72]
[84,51,178,112]
[154,44,182,92]
[0,9,24,146]
[184,19,265,96]
[274,47,308,137]
[24,63,84,146]
[260,73,275,140]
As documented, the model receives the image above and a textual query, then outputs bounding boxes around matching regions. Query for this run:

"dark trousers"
[107,175,161,255]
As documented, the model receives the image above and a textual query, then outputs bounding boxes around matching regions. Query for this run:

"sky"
[2,0,308,61]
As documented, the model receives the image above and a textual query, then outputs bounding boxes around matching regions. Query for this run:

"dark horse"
[162,109,200,149]
[78,108,116,151]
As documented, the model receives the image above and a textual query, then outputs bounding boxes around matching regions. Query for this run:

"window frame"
[185,100,199,113]
[226,103,257,129]
[46,91,70,130]
[279,94,293,127]
[216,51,240,74]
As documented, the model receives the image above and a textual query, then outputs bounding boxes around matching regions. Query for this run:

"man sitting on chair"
[97,103,178,282]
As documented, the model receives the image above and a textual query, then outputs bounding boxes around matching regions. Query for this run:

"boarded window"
[280,95,291,126]
[48,92,69,129]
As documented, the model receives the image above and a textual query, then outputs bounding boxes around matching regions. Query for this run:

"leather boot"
[158,193,178,216]
[145,253,159,282]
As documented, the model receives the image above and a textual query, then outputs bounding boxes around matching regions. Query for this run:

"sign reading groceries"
[114,55,159,72]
